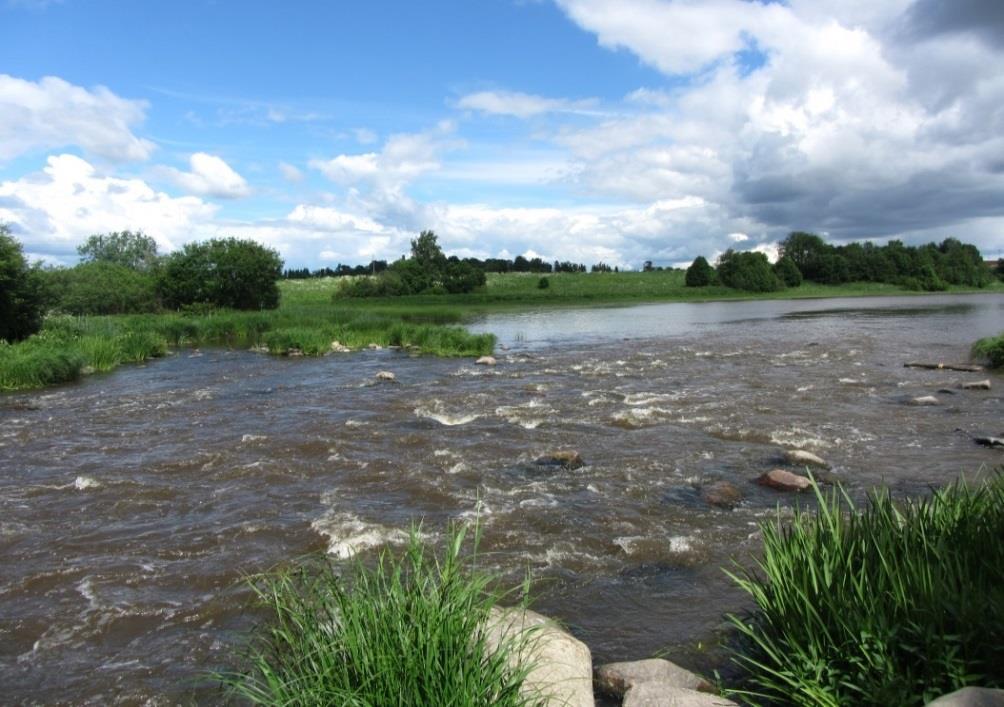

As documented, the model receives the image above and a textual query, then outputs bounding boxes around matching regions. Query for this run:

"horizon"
[2,0,1003,269]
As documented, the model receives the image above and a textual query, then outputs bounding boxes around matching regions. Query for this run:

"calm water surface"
[2,294,1002,704]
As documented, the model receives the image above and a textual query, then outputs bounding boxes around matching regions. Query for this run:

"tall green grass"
[725,474,1004,706]
[219,525,543,707]
[972,333,1004,368]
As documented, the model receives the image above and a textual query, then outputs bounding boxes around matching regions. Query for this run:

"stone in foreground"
[486,607,593,707]
[374,371,396,381]
[757,468,812,492]
[961,379,992,391]
[701,482,743,510]
[909,395,940,406]
[926,687,1004,707]
[534,451,586,470]
[596,658,712,698]
[623,683,739,707]
[476,355,497,366]
[782,449,829,469]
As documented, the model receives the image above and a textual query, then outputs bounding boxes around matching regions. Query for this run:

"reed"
[218,525,542,706]
[725,474,1004,706]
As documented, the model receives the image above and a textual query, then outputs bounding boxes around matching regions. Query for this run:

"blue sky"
[2,0,1003,267]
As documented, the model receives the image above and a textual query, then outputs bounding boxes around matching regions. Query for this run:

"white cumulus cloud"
[164,152,251,199]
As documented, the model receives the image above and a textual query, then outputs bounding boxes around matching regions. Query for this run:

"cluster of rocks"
[488,607,1004,707]
[901,371,999,450]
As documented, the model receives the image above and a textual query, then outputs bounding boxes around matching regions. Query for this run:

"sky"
[2,0,1003,269]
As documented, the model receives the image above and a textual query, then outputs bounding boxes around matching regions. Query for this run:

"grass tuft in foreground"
[972,332,1004,368]
[218,525,542,707]
[725,474,1004,706]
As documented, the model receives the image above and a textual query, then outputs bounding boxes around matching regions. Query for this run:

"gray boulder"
[623,684,739,707]
[926,687,1004,707]
[961,380,992,391]
[375,371,396,381]
[596,658,711,698]
[701,482,743,510]
[486,607,593,707]
[757,469,812,492]
[909,395,941,406]
[476,355,498,366]
[782,449,830,469]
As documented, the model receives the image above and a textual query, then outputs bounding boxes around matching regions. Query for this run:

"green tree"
[0,224,46,342]
[442,260,486,294]
[410,230,447,271]
[54,261,158,315]
[773,256,803,287]
[77,230,160,271]
[159,238,283,310]
[685,255,715,287]
[716,249,783,292]
[778,232,828,279]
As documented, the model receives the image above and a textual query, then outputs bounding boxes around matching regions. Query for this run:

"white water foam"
[74,476,100,491]
[310,512,415,559]
[414,400,481,426]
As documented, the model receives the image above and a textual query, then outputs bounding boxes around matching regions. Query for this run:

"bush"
[47,261,158,315]
[727,475,1004,706]
[773,256,803,287]
[972,333,1004,369]
[537,277,550,290]
[0,224,47,342]
[716,250,783,292]
[219,525,541,706]
[159,238,283,310]
[685,256,715,287]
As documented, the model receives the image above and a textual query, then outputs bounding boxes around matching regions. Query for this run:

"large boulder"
[534,451,586,470]
[782,449,830,469]
[757,469,812,492]
[925,687,1004,707]
[701,482,743,510]
[486,607,593,707]
[596,658,712,698]
[623,684,739,707]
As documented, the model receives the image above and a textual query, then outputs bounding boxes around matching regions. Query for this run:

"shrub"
[972,333,1004,369]
[685,256,715,287]
[537,277,550,290]
[159,238,283,310]
[773,256,803,287]
[218,525,542,706]
[49,261,158,315]
[716,250,783,292]
[0,224,47,342]
[726,475,1004,706]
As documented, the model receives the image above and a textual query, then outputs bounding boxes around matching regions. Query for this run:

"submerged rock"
[926,687,1004,707]
[475,355,497,366]
[534,451,585,470]
[375,371,396,382]
[757,469,812,492]
[961,379,992,391]
[596,658,712,698]
[909,395,940,406]
[701,481,743,510]
[623,684,738,707]
[782,449,830,469]
[486,607,593,707]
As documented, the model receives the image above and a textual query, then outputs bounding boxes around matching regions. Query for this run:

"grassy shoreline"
[2,273,1001,392]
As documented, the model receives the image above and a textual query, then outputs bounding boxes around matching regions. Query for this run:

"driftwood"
[904,362,984,372]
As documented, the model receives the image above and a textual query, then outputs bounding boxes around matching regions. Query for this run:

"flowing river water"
[2,293,1003,704]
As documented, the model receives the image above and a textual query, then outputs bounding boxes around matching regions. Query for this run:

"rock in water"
[961,379,992,391]
[974,436,1004,449]
[782,449,830,469]
[475,355,497,366]
[367,343,382,350]
[623,684,739,707]
[596,658,712,698]
[486,607,593,707]
[375,371,396,381]
[909,395,940,406]
[925,687,1004,706]
[757,469,812,492]
[701,482,743,510]
[330,340,351,353]
[534,451,585,470]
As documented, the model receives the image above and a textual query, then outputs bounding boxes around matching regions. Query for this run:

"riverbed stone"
[926,687,1004,706]
[375,371,396,381]
[909,395,941,406]
[974,436,1004,448]
[486,607,593,707]
[782,449,830,469]
[288,348,304,357]
[367,343,383,350]
[596,658,712,697]
[534,451,585,470]
[961,379,992,391]
[701,482,743,510]
[623,684,739,707]
[476,355,497,366]
[330,340,351,353]
[757,468,812,492]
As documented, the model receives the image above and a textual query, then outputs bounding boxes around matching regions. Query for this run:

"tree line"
[685,232,999,292]
[0,226,283,342]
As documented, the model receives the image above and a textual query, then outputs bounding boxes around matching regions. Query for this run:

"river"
[1,293,1002,704]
